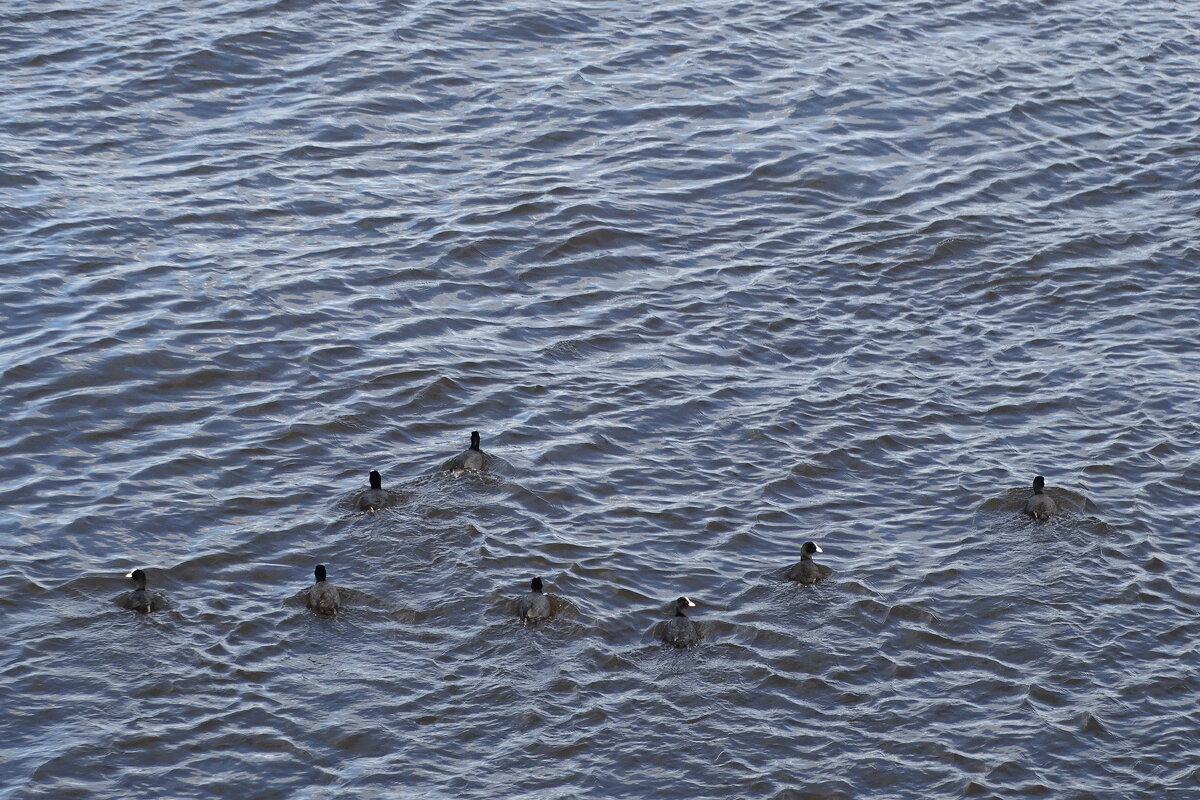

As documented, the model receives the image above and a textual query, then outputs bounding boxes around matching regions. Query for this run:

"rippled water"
[3,0,1199,797]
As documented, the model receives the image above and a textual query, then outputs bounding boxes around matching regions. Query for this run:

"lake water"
[2,0,1198,798]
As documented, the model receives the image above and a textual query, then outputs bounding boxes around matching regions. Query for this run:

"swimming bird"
[785,541,825,584]
[308,564,342,615]
[355,470,389,512]
[518,576,552,622]
[662,596,700,648]
[1023,475,1057,520]
[120,569,158,612]
[444,430,485,471]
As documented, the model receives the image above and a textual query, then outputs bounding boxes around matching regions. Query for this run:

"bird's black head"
[1033,475,1046,494]
[530,576,543,593]
[802,541,823,557]
[369,470,382,490]
[469,431,481,450]
[315,564,328,582]
[128,569,146,587]
[675,596,696,616]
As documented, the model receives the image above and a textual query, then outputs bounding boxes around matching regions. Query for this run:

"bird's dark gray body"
[355,488,389,512]
[663,616,699,647]
[519,592,551,621]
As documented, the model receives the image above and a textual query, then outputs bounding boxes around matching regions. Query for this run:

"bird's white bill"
[685,598,696,607]
[814,545,823,553]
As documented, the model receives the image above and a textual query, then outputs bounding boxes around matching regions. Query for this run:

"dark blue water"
[3,1,1199,798]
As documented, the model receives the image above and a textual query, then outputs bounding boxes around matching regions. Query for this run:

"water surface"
[3,0,1199,797]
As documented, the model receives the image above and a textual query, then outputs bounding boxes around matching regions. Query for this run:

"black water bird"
[662,596,700,648]
[308,564,342,615]
[1023,475,1057,520]
[355,470,389,512]
[119,568,163,613]
[518,576,552,622]
[785,541,825,584]
[444,430,485,471]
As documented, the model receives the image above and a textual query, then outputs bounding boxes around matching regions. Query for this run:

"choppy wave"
[3,0,1199,797]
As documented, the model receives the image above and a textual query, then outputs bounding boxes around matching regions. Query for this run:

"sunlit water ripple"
[2,0,1199,797]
